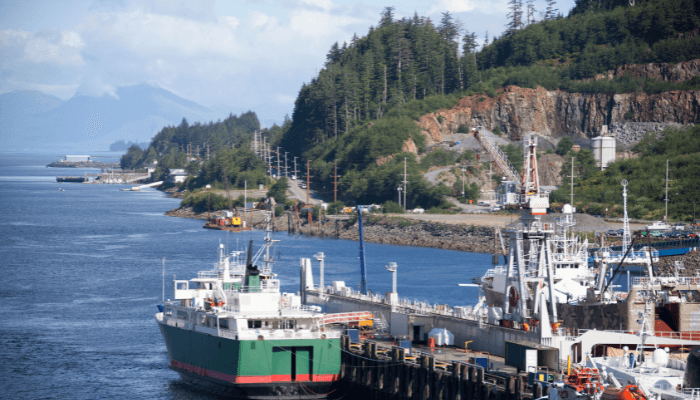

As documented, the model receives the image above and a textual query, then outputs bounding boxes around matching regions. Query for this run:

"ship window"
[248,320,262,329]
[220,319,229,329]
[177,310,189,320]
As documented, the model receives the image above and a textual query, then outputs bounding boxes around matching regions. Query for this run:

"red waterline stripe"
[170,360,339,384]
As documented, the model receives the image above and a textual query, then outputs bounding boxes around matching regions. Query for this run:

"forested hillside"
[551,125,700,221]
[276,0,700,209]
[120,111,269,189]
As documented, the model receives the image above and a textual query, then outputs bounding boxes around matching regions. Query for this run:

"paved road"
[423,166,453,185]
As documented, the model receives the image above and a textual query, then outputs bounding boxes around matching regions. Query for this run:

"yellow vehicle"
[342,207,354,214]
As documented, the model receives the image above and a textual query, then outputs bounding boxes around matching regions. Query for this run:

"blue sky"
[0,0,576,126]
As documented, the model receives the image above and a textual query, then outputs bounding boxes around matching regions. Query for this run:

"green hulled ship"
[156,213,342,398]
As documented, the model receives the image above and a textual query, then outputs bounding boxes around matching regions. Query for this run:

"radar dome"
[562,204,573,214]
[652,348,669,367]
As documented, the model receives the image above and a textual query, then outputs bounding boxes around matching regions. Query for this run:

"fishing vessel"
[155,213,343,398]
[301,132,700,366]
[480,203,596,309]
[586,307,700,400]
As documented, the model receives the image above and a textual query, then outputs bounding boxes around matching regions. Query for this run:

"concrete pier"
[338,335,545,400]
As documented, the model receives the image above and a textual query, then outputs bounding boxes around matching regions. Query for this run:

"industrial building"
[591,125,616,170]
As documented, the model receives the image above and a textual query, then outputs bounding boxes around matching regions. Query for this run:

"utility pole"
[403,157,408,210]
[306,160,313,204]
[284,152,289,178]
[567,157,576,206]
[664,159,672,222]
[276,147,281,178]
[207,144,210,161]
[461,166,466,198]
[244,181,247,226]
[332,160,339,203]
[294,157,298,179]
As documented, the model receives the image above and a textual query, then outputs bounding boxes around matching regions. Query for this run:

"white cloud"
[1,0,378,123]
[428,0,477,14]
[0,28,85,66]
[301,0,336,11]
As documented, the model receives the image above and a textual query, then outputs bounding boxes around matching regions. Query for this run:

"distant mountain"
[0,84,223,151]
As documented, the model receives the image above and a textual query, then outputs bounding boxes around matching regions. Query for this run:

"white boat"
[646,221,671,231]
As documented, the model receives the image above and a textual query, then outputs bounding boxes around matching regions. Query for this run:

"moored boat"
[155,213,342,398]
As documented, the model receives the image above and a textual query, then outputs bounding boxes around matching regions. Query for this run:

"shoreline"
[163,204,700,275]
[163,206,499,254]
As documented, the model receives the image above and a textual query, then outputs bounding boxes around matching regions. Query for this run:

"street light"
[397,187,402,207]
[461,167,466,199]
[206,184,211,220]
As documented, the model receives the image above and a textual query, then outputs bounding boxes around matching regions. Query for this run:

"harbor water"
[0,152,495,399]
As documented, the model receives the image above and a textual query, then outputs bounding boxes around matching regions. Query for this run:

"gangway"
[320,311,373,325]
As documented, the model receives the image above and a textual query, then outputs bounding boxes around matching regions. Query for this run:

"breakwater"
[164,206,498,253]
[338,336,543,400]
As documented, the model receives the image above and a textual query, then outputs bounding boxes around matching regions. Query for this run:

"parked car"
[477,201,489,207]
[606,229,620,237]
[650,230,663,237]
[490,206,502,212]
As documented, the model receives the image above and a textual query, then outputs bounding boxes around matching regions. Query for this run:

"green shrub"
[382,200,405,214]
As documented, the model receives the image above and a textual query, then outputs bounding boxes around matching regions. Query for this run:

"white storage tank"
[591,125,616,170]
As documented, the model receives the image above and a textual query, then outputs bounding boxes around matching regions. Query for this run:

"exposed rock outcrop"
[592,60,700,83]
[417,86,699,142]
[416,60,700,143]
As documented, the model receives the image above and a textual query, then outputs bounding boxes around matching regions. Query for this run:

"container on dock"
[399,340,412,354]
[346,328,359,343]
[471,356,488,372]
[505,340,559,373]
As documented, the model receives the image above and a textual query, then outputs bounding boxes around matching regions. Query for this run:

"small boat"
[58,188,65,191]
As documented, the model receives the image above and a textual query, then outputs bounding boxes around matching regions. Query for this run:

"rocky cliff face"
[417,86,699,143]
[592,60,700,83]
[416,61,700,144]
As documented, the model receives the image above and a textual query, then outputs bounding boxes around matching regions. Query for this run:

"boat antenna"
[162,255,165,304]
[358,205,367,295]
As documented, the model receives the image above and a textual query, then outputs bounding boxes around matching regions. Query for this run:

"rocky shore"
[47,161,120,169]
[164,206,498,253]
[164,205,700,275]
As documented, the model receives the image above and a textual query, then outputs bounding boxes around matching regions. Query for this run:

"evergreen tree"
[379,6,394,27]
[545,0,558,21]
[506,0,524,35]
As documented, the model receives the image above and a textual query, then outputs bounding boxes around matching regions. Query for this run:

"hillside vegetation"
[551,125,700,221]
[274,0,700,210]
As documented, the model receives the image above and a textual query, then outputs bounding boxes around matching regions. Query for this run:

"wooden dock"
[339,335,550,400]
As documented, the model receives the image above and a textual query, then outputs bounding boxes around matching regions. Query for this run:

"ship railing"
[197,271,219,278]
[633,276,700,287]
[223,279,280,294]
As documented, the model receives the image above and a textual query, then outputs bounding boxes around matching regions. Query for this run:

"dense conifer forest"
[121,0,700,216]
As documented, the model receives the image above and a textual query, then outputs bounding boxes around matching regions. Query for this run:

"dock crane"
[470,127,556,332]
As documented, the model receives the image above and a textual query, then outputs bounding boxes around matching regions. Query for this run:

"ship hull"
[157,320,341,399]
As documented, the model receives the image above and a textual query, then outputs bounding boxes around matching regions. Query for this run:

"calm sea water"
[0,152,493,399]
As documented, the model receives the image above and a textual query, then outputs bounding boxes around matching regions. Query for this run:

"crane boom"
[222,167,234,215]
